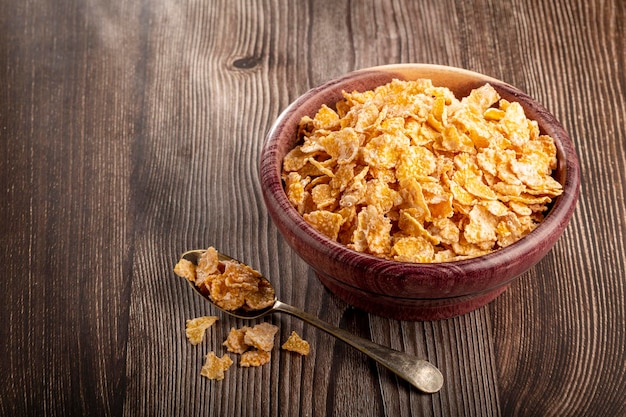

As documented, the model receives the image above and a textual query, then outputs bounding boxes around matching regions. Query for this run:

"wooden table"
[1,0,624,415]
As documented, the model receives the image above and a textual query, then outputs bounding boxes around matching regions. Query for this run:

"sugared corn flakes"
[281,331,310,355]
[222,323,280,367]
[243,322,279,352]
[282,79,563,262]
[200,352,233,380]
[174,258,195,282]
[240,349,272,367]
[223,326,251,354]
[173,247,275,311]
[185,316,219,345]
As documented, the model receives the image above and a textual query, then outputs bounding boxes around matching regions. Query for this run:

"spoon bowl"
[178,249,444,394]
[181,250,277,319]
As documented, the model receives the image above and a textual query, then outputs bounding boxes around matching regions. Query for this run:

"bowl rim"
[259,63,580,295]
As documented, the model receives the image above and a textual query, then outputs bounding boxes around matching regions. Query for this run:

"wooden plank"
[1,0,625,415]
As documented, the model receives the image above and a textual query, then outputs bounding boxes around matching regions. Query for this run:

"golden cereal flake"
[223,326,251,354]
[396,145,437,180]
[222,261,261,292]
[283,147,311,172]
[185,316,219,345]
[320,128,360,164]
[285,172,309,214]
[195,247,221,286]
[351,205,392,255]
[392,236,435,263]
[303,210,344,240]
[244,322,279,352]
[200,352,233,381]
[206,277,247,311]
[313,104,340,130]
[244,278,276,310]
[173,258,196,282]
[310,183,337,210]
[240,349,272,367]
[464,205,499,248]
[281,331,310,355]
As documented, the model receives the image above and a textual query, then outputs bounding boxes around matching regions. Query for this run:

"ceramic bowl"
[259,64,580,321]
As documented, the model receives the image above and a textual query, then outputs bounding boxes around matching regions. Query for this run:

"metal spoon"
[179,249,444,394]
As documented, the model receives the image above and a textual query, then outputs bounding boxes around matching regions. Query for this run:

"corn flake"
[200,352,233,381]
[303,210,344,240]
[392,236,435,263]
[173,259,196,283]
[281,331,310,356]
[351,205,392,254]
[244,322,279,352]
[240,350,271,367]
[185,316,219,345]
[223,326,251,354]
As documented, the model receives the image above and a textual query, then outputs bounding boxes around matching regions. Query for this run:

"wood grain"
[1,0,624,416]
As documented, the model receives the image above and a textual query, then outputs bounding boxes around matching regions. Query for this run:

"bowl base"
[315,271,509,321]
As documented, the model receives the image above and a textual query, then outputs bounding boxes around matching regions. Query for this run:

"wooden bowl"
[259,64,580,321]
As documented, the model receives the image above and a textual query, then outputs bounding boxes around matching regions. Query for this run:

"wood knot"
[232,55,262,70]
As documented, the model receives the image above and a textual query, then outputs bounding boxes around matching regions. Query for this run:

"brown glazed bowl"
[259,64,580,321]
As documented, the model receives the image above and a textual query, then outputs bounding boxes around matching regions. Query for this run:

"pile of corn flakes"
[282,79,563,262]
[174,247,276,311]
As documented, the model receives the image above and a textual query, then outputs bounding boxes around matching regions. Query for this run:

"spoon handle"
[273,300,443,393]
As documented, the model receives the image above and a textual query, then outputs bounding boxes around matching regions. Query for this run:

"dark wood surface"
[1,0,625,416]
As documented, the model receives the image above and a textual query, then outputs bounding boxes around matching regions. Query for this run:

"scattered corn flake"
[223,326,251,354]
[282,79,563,262]
[176,247,314,376]
[240,349,272,367]
[244,322,279,352]
[200,352,233,381]
[185,316,219,345]
[281,331,310,355]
